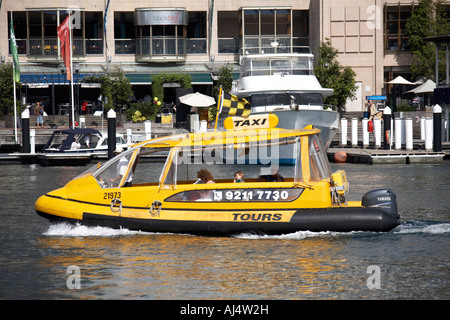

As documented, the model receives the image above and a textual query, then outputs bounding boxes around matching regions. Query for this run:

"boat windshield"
[93,148,136,188]
[308,134,332,181]
[247,92,323,107]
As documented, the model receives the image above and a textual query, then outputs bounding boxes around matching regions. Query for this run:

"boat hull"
[36,205,399,236]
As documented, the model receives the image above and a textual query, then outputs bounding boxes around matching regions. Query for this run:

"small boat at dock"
[35,114,399,236]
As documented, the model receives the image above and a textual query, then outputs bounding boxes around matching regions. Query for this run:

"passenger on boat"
[194,169,215,184]
[258,166,284,182]
[84,134,90,148]
[110,147,133,187]
[70,138,81,150]
[234,171,245,183]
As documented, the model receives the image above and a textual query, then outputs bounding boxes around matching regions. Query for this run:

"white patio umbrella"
[179,92,216,107]
[387,76,415,85]
[405,79,436,94]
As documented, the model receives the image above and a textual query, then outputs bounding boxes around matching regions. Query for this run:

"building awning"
[124,72,213,84]
[19,63,221,86]
[21,73,95,87]
[18,63,242,87]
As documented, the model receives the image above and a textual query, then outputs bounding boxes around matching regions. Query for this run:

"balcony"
[25,37,103,63]
[135,36,206,62]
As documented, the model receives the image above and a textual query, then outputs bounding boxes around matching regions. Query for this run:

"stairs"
[29,115,107,129]
[79,115,108,128]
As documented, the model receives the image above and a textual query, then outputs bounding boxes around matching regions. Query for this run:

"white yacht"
[229,53,339,165]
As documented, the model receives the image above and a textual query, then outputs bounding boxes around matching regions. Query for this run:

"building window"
[186,12,207,54]
[14,9,103,59]
[114,12,135,54]
[293,10,309,50]
[218,11,240,54]
[384,4,412,51]
[241,8,308,55]
[8,11,27,55]
[86,12,103,54]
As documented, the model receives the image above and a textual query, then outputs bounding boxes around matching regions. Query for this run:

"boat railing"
[239,54,314,78]
[241,36,310,55]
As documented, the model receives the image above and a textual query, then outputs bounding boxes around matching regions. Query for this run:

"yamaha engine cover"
[362,189,398,218]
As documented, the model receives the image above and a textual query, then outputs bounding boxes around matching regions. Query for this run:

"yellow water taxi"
[35,114,399,236]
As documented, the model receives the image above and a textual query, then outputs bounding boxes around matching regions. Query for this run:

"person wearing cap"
[110,147,133,187]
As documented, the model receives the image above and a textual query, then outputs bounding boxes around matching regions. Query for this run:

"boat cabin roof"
[88,119,333,191]
[132,126,321,150]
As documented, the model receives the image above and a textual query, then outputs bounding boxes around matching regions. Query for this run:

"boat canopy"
[43,128,101,151]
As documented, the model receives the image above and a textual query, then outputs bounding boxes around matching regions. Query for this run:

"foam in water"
[235,221,450,239]
[235,230,344,240]
[43,223,148,237]
[394,221,450,235]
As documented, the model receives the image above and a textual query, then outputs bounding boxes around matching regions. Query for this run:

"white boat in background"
[42,128,128,155]
[229,53,339,165]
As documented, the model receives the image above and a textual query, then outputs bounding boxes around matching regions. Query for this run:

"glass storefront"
[9,9,103,58]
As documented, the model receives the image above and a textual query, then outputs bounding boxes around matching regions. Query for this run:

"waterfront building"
[0,0,448,114]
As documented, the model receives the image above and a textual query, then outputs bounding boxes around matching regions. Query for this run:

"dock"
[1,118,449,165]
[328,147,446,164]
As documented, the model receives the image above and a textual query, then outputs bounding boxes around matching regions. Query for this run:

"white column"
[362,118,369,148]
[425,117,433,151]
[351,118,358,147]
[420,117,425,140]
[340,118,347,146]
[374,118,381,149]
[395,118,402,150]
[144,120,152,140]
[405,118,413,151]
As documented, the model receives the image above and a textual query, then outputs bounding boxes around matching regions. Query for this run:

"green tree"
[151,73,192,103]
[0,64,21,118]
[84,68,134,111]
[404,0,450,81]
[211,64,234,120]
[314,39,357,112]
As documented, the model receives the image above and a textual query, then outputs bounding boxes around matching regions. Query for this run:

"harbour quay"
[1,110,448,165]
[328,108,448,164]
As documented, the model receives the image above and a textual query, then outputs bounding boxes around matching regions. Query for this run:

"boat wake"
[42,221,450,239]
[43,223,151,237]
[235,220,450,240]
[393,220,450,235]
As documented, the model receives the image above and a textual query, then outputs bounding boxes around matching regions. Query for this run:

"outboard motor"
[362,189,399,218]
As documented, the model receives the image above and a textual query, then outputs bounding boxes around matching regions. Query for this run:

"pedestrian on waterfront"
[81,101,88,114]
[34,102,44,128]
[367,100,376,120]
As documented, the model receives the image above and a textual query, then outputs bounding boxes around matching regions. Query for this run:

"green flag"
[10,16,20,83]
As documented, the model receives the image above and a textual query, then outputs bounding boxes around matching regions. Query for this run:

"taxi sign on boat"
[223,113,279,130]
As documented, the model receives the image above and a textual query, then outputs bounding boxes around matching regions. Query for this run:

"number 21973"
[104,192,121,200]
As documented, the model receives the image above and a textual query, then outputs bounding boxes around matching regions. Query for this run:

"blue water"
[0,161,449,300]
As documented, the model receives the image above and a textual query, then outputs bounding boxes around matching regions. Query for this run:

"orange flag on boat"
[57,15,71,81]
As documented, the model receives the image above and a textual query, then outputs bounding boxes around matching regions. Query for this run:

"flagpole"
[214,86,222,131]
[69,12,75,129]
[11,12,18,143]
